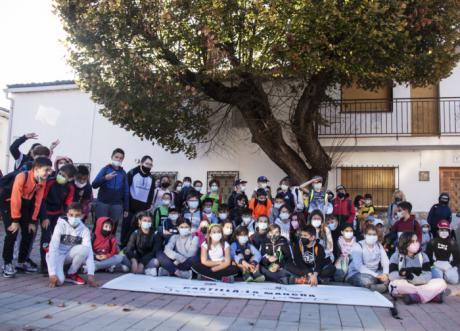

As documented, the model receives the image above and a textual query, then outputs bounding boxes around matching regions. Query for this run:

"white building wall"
[0,110,9,173]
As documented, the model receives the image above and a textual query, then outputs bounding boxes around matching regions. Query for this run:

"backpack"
[0,170,29,203]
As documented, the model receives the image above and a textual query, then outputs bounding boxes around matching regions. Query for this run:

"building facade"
[3,63,460,214]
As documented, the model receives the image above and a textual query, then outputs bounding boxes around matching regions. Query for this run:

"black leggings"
[191,260,239,280]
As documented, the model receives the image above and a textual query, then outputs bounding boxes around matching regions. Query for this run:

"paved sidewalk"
[1,226,460,330]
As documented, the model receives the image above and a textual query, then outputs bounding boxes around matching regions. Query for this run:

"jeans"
[347,272,386,288]
[432,266,459,285]
[156,251,196,274]
[94,255,124,271]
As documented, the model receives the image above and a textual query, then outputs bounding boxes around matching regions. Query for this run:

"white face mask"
[260,183,268,189]
[238,236,249,245]
[280,184,289,191]
[365,199,372,205]
[365,234,378,245]
[111,160,122,167]
[242,216,252,225]
[274,203,283,209]
[169,214,179,221]
[178,228,191,237]
[311,219,322,228]
[396,211,403,219]
[183,181,191,187]
[313,183,322,190]
[258,222,268,230]
[218,213,228,220]
[279,212,290,221]
[194,186,202,192]
[176,185,183,191]
[211,233,222,242]
[439,230,450,239]
[162,199,171,206]
[328,223,338,231]
[141,222,152,230]
[188,200,199,209]
[422,227,429,233]
[343,231,354,240]
[68,217,81,228]
[223,227,233,236]
[75,181,87,189]
[203,207,212,214]
[240,185,246,192]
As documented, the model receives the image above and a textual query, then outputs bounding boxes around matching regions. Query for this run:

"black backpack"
[0,170,29,203]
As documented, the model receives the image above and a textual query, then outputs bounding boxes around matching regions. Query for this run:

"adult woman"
[191,224,239,282]
[389,232,447,304]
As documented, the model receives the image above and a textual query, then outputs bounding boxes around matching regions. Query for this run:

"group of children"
[0,135,458,306]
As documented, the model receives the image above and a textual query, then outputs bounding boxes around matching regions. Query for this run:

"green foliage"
[55,0,460,158]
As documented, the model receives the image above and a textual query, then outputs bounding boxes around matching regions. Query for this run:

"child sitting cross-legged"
[230,226,265,282]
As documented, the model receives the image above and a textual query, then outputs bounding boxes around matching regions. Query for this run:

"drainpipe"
[4,88,14,173]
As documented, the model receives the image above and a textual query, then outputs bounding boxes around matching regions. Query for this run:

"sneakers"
[158,267,170,277]
[65,273,86,285]
[221,276,234,283]
[145,268,157,277]
[107,265,116,273]
[26,258,38,269]
[175,270,192,280]
[252,272,265,283]
[293,277,310,285]
[119,264,130,273]
[370,283,388,294]
[402,293,421,305]
[3,263,16,278]
[243,271,254,282]
[430,293,443,304]
[16,261,38,273]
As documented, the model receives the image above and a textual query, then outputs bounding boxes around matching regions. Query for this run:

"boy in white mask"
[300,176,332,215]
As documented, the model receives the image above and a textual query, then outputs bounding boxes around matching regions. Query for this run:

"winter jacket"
[389,251,432,285]
[125,229,162,265]
[260,236,293,268]
[127,166,155,212]
[43,178,75,216]
[73,182,93,219]
[250,232,268,250]
[227,191,248,211]
[92,165,129,210]
[164,234,199,263]
[277,190,295,212]
[230,241,261,264]
[427,203,452,235]
[249,198,272,219]
[292,238,329,274]
[10,170,46,222]
[347,240,389,279]
[9,135,33,171]
[92,217,118,258]
[333,196,356,225]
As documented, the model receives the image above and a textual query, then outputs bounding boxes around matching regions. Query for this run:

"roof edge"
[5,80,78,93]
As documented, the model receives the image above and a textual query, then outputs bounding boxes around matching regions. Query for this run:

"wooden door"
[411,85,439,135]
[207,171,239,202]
[439,167,460,212]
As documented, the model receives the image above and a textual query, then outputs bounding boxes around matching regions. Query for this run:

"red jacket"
[92,217,118,258]
[332,196,356,225]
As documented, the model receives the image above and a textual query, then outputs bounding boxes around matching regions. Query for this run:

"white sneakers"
[145,268,157,277]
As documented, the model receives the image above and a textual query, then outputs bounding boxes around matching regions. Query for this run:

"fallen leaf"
[47,299,53,305]
[43,314,52,319]
[107,303,117,307]
[57,303,66,308]
[122,308,132,312]
[77,301,82,304]
[186,304,195,311]
[22,325,35,331]
[90,304,97,308]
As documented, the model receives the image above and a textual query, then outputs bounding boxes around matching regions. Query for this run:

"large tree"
[55,0,460,183]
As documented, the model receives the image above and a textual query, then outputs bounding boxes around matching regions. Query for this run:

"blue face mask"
[188,200,199,209]
[68,217,81,228]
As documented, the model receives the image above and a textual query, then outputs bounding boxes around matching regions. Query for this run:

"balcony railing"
[317,97,460,137]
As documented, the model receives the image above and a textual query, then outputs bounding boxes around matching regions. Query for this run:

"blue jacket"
[427,203,452,235]
[92,165,129,210]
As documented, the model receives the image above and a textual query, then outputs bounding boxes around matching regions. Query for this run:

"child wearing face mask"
[172,180,183,210]
[157,219,199,279]
[151,175,172,210]
[274,205,293,241]
[238,208,255,233]
[426,220,459,284]
[427,193,453,238]
[92,217,126,273]
[249,189,272,219]
[222,220,234,244]
[158,207,180,242]
[327,215,341,260]
[229,193,247,224]
[357,193,375,231]
[390,201,422,243]
[191,224,239,282]
[39,164,77,273]
[73,165,93,223]
[217,204,230,223]
[334,224,356,282]
[201,198,218,224]
[347,225,389,293]
[277,178,295,212]
[387,190,405,227]
[269,193,285,224]
[182,193,203,232]
[250,215,270,250]
[193,219,210,246]
[231,226,265,282]
[152,192,172,229]
[46,202,98,287]
[308,210,334,264]
[125,211,161,276]
[420,219,432,252]
[260,224,297,284]
[389,232,447,304]
[92,148,129,231]
[300,176,331,215]
[200,179,223,214]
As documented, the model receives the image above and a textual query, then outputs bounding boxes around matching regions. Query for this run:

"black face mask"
[200,227,208,235]
[101,229,111,237]
[141,166,151,174]
[338,192,345,199]
[161,182,170,189]
[394,197,401,203]
[301,237,310,245]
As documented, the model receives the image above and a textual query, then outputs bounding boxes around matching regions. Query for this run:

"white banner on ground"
[102,274,393,308]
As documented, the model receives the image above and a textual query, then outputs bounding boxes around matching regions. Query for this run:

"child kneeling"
[92,217,127,273]
[191,224,239,282]
[47,202,98,287]
[231,226,265,282]
[389,232,447,304]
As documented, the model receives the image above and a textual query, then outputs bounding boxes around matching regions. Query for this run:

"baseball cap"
[257,176,269,182]
[437,219,450,230]
[234,179,247,186]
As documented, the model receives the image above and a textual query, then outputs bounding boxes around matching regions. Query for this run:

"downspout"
[3,88,14,173]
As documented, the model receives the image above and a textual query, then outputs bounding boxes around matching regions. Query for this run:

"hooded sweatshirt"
[426,236,460,267]
[427,203,452,235]
[92,217,118,258]
[389,251,432,285]
[390,215,422,243]
[127,166,155,212]
[43,178,75,216]
[92,164,129,210]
